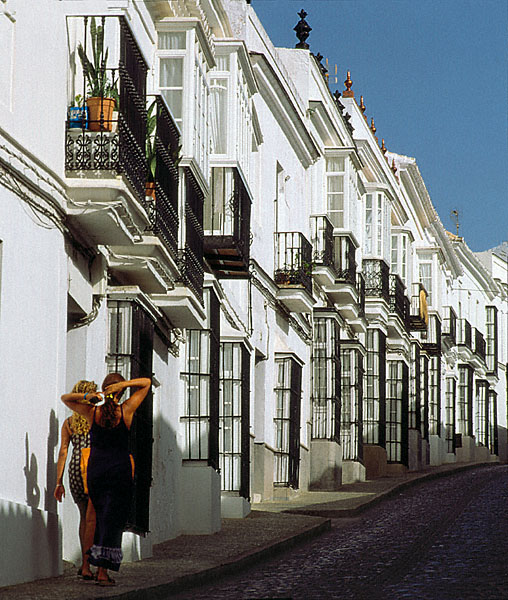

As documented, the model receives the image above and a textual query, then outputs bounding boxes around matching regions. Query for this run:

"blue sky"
[251,0,508,252]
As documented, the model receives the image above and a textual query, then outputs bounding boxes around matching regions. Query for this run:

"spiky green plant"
[77,17,116,101]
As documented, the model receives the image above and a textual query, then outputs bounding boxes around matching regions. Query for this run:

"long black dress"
[87,405,133,572]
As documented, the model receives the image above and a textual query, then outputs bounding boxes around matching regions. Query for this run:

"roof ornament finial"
[451,210,460,237]
[343,70,354,97]
[381,138,387,154]
[370,118,376,135]
[391,158,398,175]
[294,9,312,49]
[359,95,366,114]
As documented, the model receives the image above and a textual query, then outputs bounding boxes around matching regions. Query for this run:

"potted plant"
[77,17,117,132]
[68,94,89,129]
[145,99,157,200]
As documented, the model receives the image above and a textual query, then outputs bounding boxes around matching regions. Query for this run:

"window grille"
[107,299,154,533]
[274,356,302,488]
[363,329,386,445]
[420,354,429,439]
[219,342,250,497]
[474,379,489,447]
[311,316,340,441]
[181,291,220,469]
[409,343,421,431]
[340,348,363,461]
[445,377,456,453]
[485,306,498,374]
[386,360,409,464]
[457,364,473,437]
[488,390,498,455]
[428,356,441,436]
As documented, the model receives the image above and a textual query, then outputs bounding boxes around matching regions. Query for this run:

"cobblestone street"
[171,465,508,600]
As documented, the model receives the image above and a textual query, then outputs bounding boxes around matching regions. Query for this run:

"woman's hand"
[104,382,125,396]
[84,391,103,405]
[54,484,65,502]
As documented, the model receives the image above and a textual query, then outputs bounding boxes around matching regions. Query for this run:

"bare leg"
[76,500,88,574]
[82,499,96,576]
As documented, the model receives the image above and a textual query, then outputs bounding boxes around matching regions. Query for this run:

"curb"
[101,518,331,600]
[283,462,501,518]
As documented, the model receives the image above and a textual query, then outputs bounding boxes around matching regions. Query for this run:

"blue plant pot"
[68,106,89,129]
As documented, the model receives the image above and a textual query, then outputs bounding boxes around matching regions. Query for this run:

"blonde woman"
[54,380,97,580]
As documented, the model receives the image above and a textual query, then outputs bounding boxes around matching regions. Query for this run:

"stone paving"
[0,462,502,600]
[171,465,508,599]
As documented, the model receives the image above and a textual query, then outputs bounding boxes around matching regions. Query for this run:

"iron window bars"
[311,315,341,441]
[340,348,363,461]
[457,318,472,349]
[428,356,441,436]
[219,342,250,497]
[445,377,456,454]
[420,354,430,440]
[363,329,386,446]
[485,306,498,374]
[274,355,302,488]
[457,364,474,437]
[386,360,409,465]
[409,342,421,431]
[488,390,498,455]
[474,379,489,447]
[181,290,220,469]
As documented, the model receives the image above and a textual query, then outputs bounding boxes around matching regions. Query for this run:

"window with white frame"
[391,233,410,287]
[326,157,345,228]
[364,192,390,261]
[485,306,498,374]
[419,260,433,306]
[428,356,441,436]
[157,27,210,178]
[474,379,488,446]
[445,377,456,454]
[457,364,473,437]
[158,31,186,128]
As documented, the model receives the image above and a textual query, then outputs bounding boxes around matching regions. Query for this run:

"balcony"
[389,274,407,324]
[457,318,472,349]
[422,312,441,355]
[65,16,149,246]
[441,306,457,348]
[362,259,390,323]
[152,168,205,329]
[274,232,315,313]
[363,259,390,302]
[408,283,428,331]
[204,167,252,277]
[473,328,486,361]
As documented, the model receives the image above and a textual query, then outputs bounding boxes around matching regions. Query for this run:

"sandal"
[96,575,116,587]
[81,573,95,581]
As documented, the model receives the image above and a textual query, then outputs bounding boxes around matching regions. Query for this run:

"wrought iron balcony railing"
[65,16,148,206]
[473,328,486,360]
[389,274,406,323]
[334,234,357,285]
[362,259,389,303]
[357,272,366,315]
[203,167,252,277]
[146,95,180,256]
[441,306,457,345]
[422,313,441,355]
[409,282,428,331]
[274,232,313,296]
[310,215,335,271]
[457,318,472,349]
[178,168,204,301]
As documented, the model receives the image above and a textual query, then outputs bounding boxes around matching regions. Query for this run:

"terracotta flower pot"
[145,181,156,201]
[86,97,116,132]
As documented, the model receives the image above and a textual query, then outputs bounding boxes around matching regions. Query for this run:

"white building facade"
[0,0,506,588]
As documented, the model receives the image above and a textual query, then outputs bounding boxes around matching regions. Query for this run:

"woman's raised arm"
[61,391,101,422]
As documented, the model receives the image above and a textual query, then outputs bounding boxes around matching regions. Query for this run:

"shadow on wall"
[1,415,61,587]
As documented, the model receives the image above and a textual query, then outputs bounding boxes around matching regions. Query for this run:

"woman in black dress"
[61,373,151,586]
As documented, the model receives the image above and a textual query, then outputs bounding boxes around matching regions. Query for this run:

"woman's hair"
[100,372,126,428]
[69,380,97,435]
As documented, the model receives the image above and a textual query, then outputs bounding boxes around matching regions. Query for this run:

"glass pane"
[327,175,344,193]
[158,31,186,50]
[160,57,184,86]
[162,89,182,120]
[326,157,345,172]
